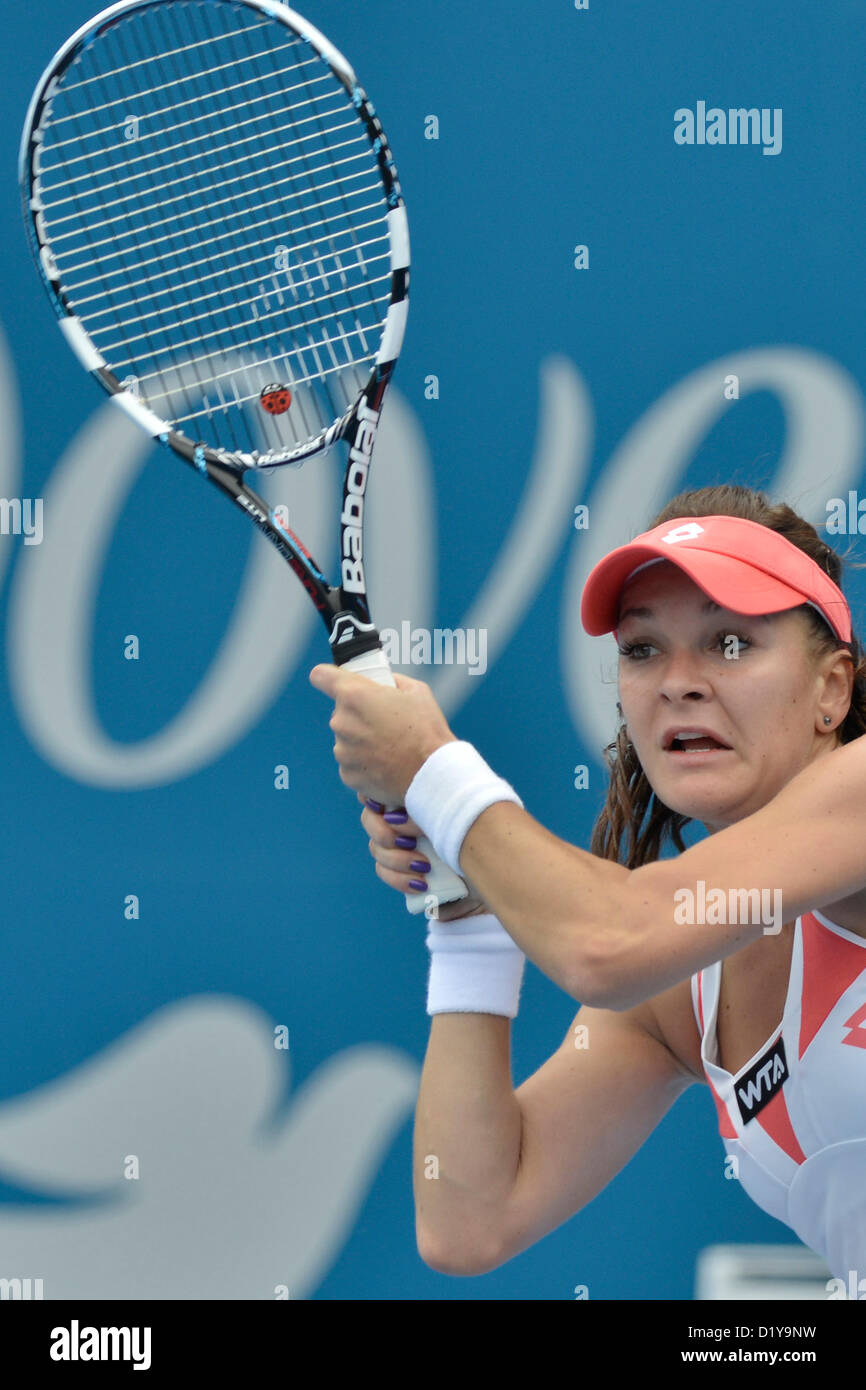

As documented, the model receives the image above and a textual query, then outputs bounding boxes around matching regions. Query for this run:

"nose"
[658,647,712,704]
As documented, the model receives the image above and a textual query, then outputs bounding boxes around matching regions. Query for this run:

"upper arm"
[599,735,866,1010]
[493,997,695,1269]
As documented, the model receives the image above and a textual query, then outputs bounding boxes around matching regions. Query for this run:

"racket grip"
[341,647,470,916]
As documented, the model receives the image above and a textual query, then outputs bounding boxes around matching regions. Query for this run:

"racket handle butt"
[340,643,471,916]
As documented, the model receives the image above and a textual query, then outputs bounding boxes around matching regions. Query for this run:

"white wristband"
[426,913,526,1018]
[405,741,524,876]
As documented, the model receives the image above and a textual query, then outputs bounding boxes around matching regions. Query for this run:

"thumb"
[308,663,339,698]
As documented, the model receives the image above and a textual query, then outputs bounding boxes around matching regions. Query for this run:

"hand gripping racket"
[20,0,469,915]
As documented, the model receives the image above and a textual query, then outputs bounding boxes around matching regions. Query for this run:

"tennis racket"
[20,0,468,914]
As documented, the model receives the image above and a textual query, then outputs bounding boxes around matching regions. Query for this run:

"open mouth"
[664,731,732,753]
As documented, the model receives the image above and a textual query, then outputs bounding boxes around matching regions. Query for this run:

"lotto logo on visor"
[661,523,705,544]
[579,513,852,642]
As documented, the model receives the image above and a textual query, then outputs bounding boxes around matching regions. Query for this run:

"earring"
[823,715,832,725]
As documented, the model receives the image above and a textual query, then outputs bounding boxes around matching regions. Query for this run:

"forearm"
[414,1013,521,1270]
[405,741,789,1011]
[458,801,632,1002]
[458,801,777,1010]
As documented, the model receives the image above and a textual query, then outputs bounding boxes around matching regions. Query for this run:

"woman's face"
[615,559,843,832]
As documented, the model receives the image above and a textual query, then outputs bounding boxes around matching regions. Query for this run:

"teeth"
[669,731,726,749]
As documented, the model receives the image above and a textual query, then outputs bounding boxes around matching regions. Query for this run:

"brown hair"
[589,485,866,868]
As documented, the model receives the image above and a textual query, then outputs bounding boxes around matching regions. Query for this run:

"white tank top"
[690,908,866,1280]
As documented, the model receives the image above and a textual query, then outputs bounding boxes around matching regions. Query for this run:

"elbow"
[562,874,650,1011]
[417,1231,506,1277]
[564,955,623,1010]
[560,928,621,1008]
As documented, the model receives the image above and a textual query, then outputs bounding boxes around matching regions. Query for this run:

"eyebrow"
[617,600,770,624]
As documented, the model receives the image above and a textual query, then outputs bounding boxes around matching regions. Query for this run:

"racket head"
[20,0,410,476]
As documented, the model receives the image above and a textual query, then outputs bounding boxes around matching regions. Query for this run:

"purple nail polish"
[394,835,417,850]
[384,810,408,824]
[365,798,385,813]
[408,878,428,892]
[409,859,432,873]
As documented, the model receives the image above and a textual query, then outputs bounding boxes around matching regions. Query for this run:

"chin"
[654,783,742,826]
[667,794,754,831]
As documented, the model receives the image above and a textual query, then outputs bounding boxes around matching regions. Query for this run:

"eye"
[716,631,752,654]
[617,641,653,660]
[616,632,753,661]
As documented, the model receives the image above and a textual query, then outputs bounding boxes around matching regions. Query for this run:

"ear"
[820,646,855,730]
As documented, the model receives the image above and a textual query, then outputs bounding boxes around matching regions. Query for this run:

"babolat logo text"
[734,1035,788,1124]
[341,399,379,594]
[50,1319,151,1371]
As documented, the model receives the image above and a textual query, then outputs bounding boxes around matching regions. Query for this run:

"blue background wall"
[1,0,864,1299]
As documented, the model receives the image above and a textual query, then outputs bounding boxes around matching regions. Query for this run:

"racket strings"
[79,235,390,330]
[165,352,374,422]
[48,150,381,265]
[41,22,205,438]
[98,264,390,362]
[229,7,381,428]
[67,218,390,339]
[271,21,385,409]
[131,0,327,456]
[211,2,388,449]
[153,0,342,453]
[56,16,271,94]
[191,0,390,396]
[34,0,394,460]
[42,103,366,222]
[39,70,342,190]
[46,39,304,131]
[113,2,251,454]
[61,199,388,303]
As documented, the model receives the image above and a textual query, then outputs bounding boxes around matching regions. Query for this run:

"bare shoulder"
[632,976,707,1086]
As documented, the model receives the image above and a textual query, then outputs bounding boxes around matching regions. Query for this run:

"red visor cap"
[580,515,852,644]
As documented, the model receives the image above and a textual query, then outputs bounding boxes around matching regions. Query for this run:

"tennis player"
[309,485,866,1282]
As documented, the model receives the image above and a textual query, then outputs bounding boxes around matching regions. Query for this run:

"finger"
[331,668,386,708]
[362,809,427,853]
[359,799,423,837]
[381,807,424,836]
[367,836,432,878]
[308,663,340,697]
[361,806,387,840]
[361,806,391,841]
[361,806,425,845]
[374,861,431,896]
